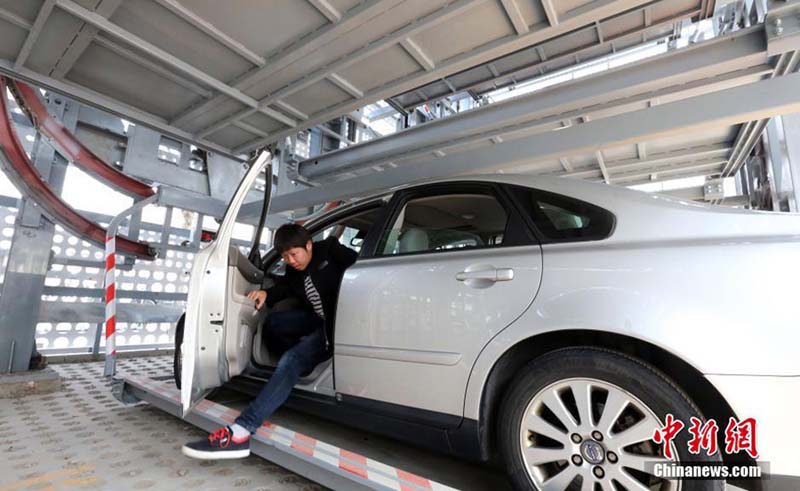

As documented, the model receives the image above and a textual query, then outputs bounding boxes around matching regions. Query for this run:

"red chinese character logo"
[687,417,719,456]
[725,417,759,458]
[652,413,684,459]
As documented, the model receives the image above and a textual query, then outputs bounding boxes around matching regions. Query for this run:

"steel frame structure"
[0,0,706,157]
[260,70,800,214]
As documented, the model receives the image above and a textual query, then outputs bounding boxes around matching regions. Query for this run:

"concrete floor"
[0,357,324,491]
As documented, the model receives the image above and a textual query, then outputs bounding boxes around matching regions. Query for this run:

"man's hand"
[247,290,267,310]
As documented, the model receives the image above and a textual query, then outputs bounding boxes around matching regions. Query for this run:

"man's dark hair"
[273,223,311,253]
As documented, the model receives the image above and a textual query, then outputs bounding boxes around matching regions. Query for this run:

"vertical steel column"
[159,205,174,256]
[779,113,800,212]
[765,118,796,211]
[189,212,204,249]
[0,94,75,372]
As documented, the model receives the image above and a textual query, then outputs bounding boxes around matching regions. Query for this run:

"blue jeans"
[234,310,328,433]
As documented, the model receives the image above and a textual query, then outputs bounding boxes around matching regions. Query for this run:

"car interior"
[245,205,385,382]
[220,191,512,386]
[381,194,508,255]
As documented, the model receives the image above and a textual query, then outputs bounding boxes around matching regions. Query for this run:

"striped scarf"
[303,275,325,320]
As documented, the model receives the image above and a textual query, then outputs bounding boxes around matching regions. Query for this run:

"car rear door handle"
[455,267,514,283]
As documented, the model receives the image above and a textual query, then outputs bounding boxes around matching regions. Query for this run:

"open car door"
[181,152,271,415]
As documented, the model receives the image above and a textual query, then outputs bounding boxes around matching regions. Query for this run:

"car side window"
[510,186,615,242]
[378,193,508,256]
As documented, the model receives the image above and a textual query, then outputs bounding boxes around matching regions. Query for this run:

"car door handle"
[455,268,514,282]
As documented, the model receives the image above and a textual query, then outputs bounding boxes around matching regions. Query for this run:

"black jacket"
[262,236,357,342]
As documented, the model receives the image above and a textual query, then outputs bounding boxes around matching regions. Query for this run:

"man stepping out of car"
[182,223,357,459]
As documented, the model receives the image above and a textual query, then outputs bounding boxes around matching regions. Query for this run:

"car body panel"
[334,243,543,417]
[705,374,799,477]
[464,235,800,421]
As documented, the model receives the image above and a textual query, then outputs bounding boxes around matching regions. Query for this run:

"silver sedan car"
[179,158,796,491]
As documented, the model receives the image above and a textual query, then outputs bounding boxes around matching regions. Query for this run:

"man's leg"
[264,310,321,356]
[182,326,326,459]
[234,328,326,433]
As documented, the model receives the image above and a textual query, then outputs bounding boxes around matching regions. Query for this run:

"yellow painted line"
[56,476,99,488]
[0,465,94,491]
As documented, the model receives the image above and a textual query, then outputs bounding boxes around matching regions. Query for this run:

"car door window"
[378,193,509,256]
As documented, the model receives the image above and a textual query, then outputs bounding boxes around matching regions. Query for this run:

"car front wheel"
[173,314,185,390]
[498,347,724,491]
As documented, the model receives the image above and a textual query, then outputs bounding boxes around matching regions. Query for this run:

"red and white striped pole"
[104,193,158,377]
[103,234,117,376]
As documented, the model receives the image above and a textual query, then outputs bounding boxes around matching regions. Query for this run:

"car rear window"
[510,186,615,242]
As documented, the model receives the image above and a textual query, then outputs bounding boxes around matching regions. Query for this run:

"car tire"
[173,314,185,390]
[498,347,724,491]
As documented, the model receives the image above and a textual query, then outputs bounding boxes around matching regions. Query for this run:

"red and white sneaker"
[182,426,250,459]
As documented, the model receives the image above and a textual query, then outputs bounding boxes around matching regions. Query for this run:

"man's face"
[281,241,313,271]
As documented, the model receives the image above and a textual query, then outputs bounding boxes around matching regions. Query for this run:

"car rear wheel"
[498,347,724,491]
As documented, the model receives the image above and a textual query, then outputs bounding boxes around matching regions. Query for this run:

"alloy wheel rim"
[519,377,681,491]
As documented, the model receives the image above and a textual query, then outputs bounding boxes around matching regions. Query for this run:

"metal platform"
[0,356,755,491]
[117,375,463,491]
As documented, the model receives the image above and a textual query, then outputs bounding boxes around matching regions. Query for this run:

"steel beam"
[328,73,363,98]
[54,0,294,129]
[781,113,800,213]
[257,71,800,215]
[540,0,559,26]
[564,144,731,179]
[0,59,240,159]
[169,0,399,127]
[392,3,700,112]
[400,38,436,71]
[596,151,611,184]
[39,301,182,324]
[652,185,706,201]
[93,36,213,98]
[234,0,656,153]
[50,0,123,79]
[500,0,529,34]
[14,0,56,70]
[307,0,342,23]
[636,142,647,160]
[1,3,212,99]
[0,6,31,29]
[296,27,770,180]
[605,158,726,184]
[723,49,800,177]
[274,101,309,121]
[233,120,269,138]
[152,0,266,66]
[204,0,484,146]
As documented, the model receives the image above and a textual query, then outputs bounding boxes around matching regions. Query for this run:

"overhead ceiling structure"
[0,0,710,160]
[265,18,800,215]
[0,0,798,216]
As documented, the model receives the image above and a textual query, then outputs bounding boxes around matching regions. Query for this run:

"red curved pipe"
[0,78,154,259]
[9,78,155,199]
